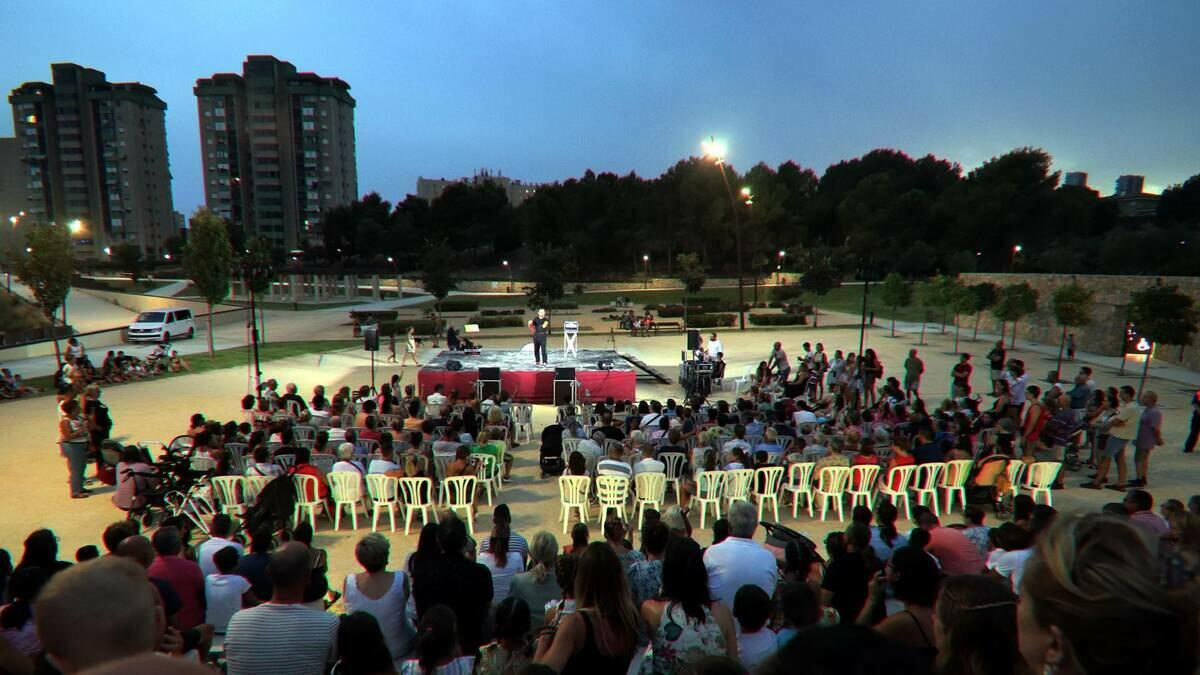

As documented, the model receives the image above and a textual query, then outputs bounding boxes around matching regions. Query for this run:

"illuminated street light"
[642,254,650,289]
[66,219,84,234]
[702,135,746,330]
[163,253,172,261]
[1014,245,1023,253]
[502,259,512,292]
[103,246,111,256]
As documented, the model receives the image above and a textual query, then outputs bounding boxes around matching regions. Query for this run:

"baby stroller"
[117,446,216,531]
[1041,416,1087,472]
[539,423,565,477]
[240,469,299,536]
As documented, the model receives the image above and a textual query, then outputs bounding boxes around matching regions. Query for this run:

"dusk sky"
[4,0,1197,214]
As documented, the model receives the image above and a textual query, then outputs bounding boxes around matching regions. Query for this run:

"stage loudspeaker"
[687,329,701,351]
[555,367,577,380]
[363,324,380,352]
[479,367,501,381]
[597,359,614,371]
[554,380,575,406]
[478,367,501,400]
[446,360,462,371]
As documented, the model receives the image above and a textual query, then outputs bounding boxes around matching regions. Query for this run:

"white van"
[126,307,195,343]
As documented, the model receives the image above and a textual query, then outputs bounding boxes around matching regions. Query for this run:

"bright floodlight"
[1014,245,1023,252]
[741,187,752,197]
[502,260,509,266]
[779,250,786,257]
[701,136,727,162]
[103,246,111,255]
[642,254,649,262]
[8,216,16,225]
[163,253,171,260]
[66,219,83,234]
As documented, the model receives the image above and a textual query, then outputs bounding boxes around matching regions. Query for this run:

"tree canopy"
[183,209,235,357]
[16,222,73,324]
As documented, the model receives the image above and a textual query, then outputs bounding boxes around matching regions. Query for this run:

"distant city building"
[416,169,540,207]
[1115,174,1145,197]
[7,63,177,257]
[1063,171,1088,188]
[0,136,26,257]
[195,55,357,251]
[1108,174,1159,220]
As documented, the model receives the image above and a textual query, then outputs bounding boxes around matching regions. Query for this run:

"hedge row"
[657,303,749,318]
[748,313,809,326]
[685,313,736,328]
[549,302,579,310]
[469,316,527,329]
[770,285,804,301]
[480,309,523,316]
[436,300,480,312]
[377,319,443,337]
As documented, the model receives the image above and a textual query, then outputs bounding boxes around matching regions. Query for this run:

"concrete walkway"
[145,280,190,297]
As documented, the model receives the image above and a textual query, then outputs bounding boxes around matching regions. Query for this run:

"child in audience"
[734,584,778,671]
[775,580,821,648]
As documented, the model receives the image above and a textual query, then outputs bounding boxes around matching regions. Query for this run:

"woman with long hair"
[870,501,908,562]
[58,399,90,499]
[857,546,940,667]
[510,532,560,629]
[603,518,644,571]
[1017,515,1198,675]
[478,597,534,675]
[639,541,737,673]
[399,605,473,674]
[479,522,523,601]
[820,522,881,625]
[534,542,639,673]
[338,611,399,675]
[933,575,1021,675]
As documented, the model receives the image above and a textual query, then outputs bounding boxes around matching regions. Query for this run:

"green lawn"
[17,339,358,398]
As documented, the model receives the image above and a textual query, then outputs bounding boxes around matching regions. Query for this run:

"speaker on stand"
[477,366,502,401]
[554,367,578,406]
[687,329,701,352]
[363,323,380,394]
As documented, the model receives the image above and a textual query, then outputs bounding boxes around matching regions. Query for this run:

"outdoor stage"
[416,348,637,404]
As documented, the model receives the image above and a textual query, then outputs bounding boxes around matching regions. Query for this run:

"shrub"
[549,301,578,310]
[749,313,808,326]
[770,285,804,302]
[378,318,443,337]
[686,313,736,328]
[480,309,523,316]
[471,316,526,329]
[436,299,480,312]
[591,308,612,313]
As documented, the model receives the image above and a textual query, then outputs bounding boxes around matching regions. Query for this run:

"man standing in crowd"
[903,349,924,400]
[1083,385,1141,491]
[529,308,550,365]
[767,341,791,384]
[1184,387,1200,454]
[951,353,972,397]
[707,333,724,362]
[986,340,1006,395]
[1132,391,1162,487]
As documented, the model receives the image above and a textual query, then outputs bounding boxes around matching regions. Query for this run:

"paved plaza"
[2,322,1198,590]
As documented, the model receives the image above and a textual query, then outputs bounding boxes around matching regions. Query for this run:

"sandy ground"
[2,323,1197,591]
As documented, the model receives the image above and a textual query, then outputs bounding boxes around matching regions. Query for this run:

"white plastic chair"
[814,466,852,522]
[941,459,974,513]
[693,471,725,529]
[753,467,785,522]
[559,475,591,533]
[723,469,755,508]
[310,453,336,475]
[211,476,248,516]
[292,474,323,530]
[244,475,272,503]
[596,475,630,525]
[513,404,535,444]
[634,473,666,529]
[1025,462,1062,506]
[471,454,498,506]
[659,452,688,502]
[847,464,880,510]
[783,462,815,519]
[444,476,478,535]
[1007,461,1027,498]
[433,455,453,504]
[878,465,917,521]
[912,463,947,517]
[273,454,296,470]
[397,477,433,535]
[365,474,399,533]
[328,472,364,530]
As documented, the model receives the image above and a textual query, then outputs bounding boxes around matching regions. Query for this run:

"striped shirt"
[479,532,529,561]
[224,603,338,675]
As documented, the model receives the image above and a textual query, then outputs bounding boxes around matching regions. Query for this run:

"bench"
[628,321,684,337]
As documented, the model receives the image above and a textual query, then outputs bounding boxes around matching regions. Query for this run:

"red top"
[147,554,206,629]
[293,464,329,499]
[886,454,915,490]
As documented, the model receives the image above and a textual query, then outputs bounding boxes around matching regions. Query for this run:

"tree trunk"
[207,302,215,359]
[1138,346,1152,398]
[953,313,961,353]
[919,318,927,346]
[259,303,266,343]
[998,321,1006,349]
[813,305,820,328]
[940,308,947,333]
[890,311,896,338]
[1054,325,1067,381]
[50,310,62,366]
[973,312,981,341]
[1011,321,1019,349]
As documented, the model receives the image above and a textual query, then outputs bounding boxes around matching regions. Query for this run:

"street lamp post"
[777,250,786,285]
[642,254,650,289]
[702,136,746,330]
[502,260,512,293]
[1010,244,1022,271]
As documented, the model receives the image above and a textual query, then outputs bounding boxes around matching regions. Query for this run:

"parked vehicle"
[126,308,195,343]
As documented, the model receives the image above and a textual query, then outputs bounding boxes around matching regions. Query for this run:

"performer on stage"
[529,308,549,365]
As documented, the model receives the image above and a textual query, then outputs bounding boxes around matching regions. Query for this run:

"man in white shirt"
[792,404,818,428]
[576,431,605,464]
[707,333,724,362]
[196,514,244,578]
[1003,362,1030,407]
[703,501,778,608]
[368,447,403,474]
[326,418,347,443]
[206,545,253,634]
[596,446,632,478]
[722,424,752,456]
[632,452,666,477]
[426,383,448,409]
[225,543,338,675]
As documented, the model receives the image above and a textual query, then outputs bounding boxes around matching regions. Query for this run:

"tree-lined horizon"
[307,146,1199,279]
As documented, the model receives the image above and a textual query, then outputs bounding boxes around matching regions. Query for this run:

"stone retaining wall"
[960,273,1200,370]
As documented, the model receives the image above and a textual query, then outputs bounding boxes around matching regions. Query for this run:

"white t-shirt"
[368,459,401,474]
[197,537,244,578]
[987,548,1034,594]
[792,410,818,427]
[426,393,447,408]
[206,573,251,633]
[634,458,666,475]
[703,537,778,609]
[225,602,339,675]
[246,463,283,478]
[479,551,524,601]
[707,340,724,360]
[326,428,347,443]
[596,459,633,478]
[738,628,778,672]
